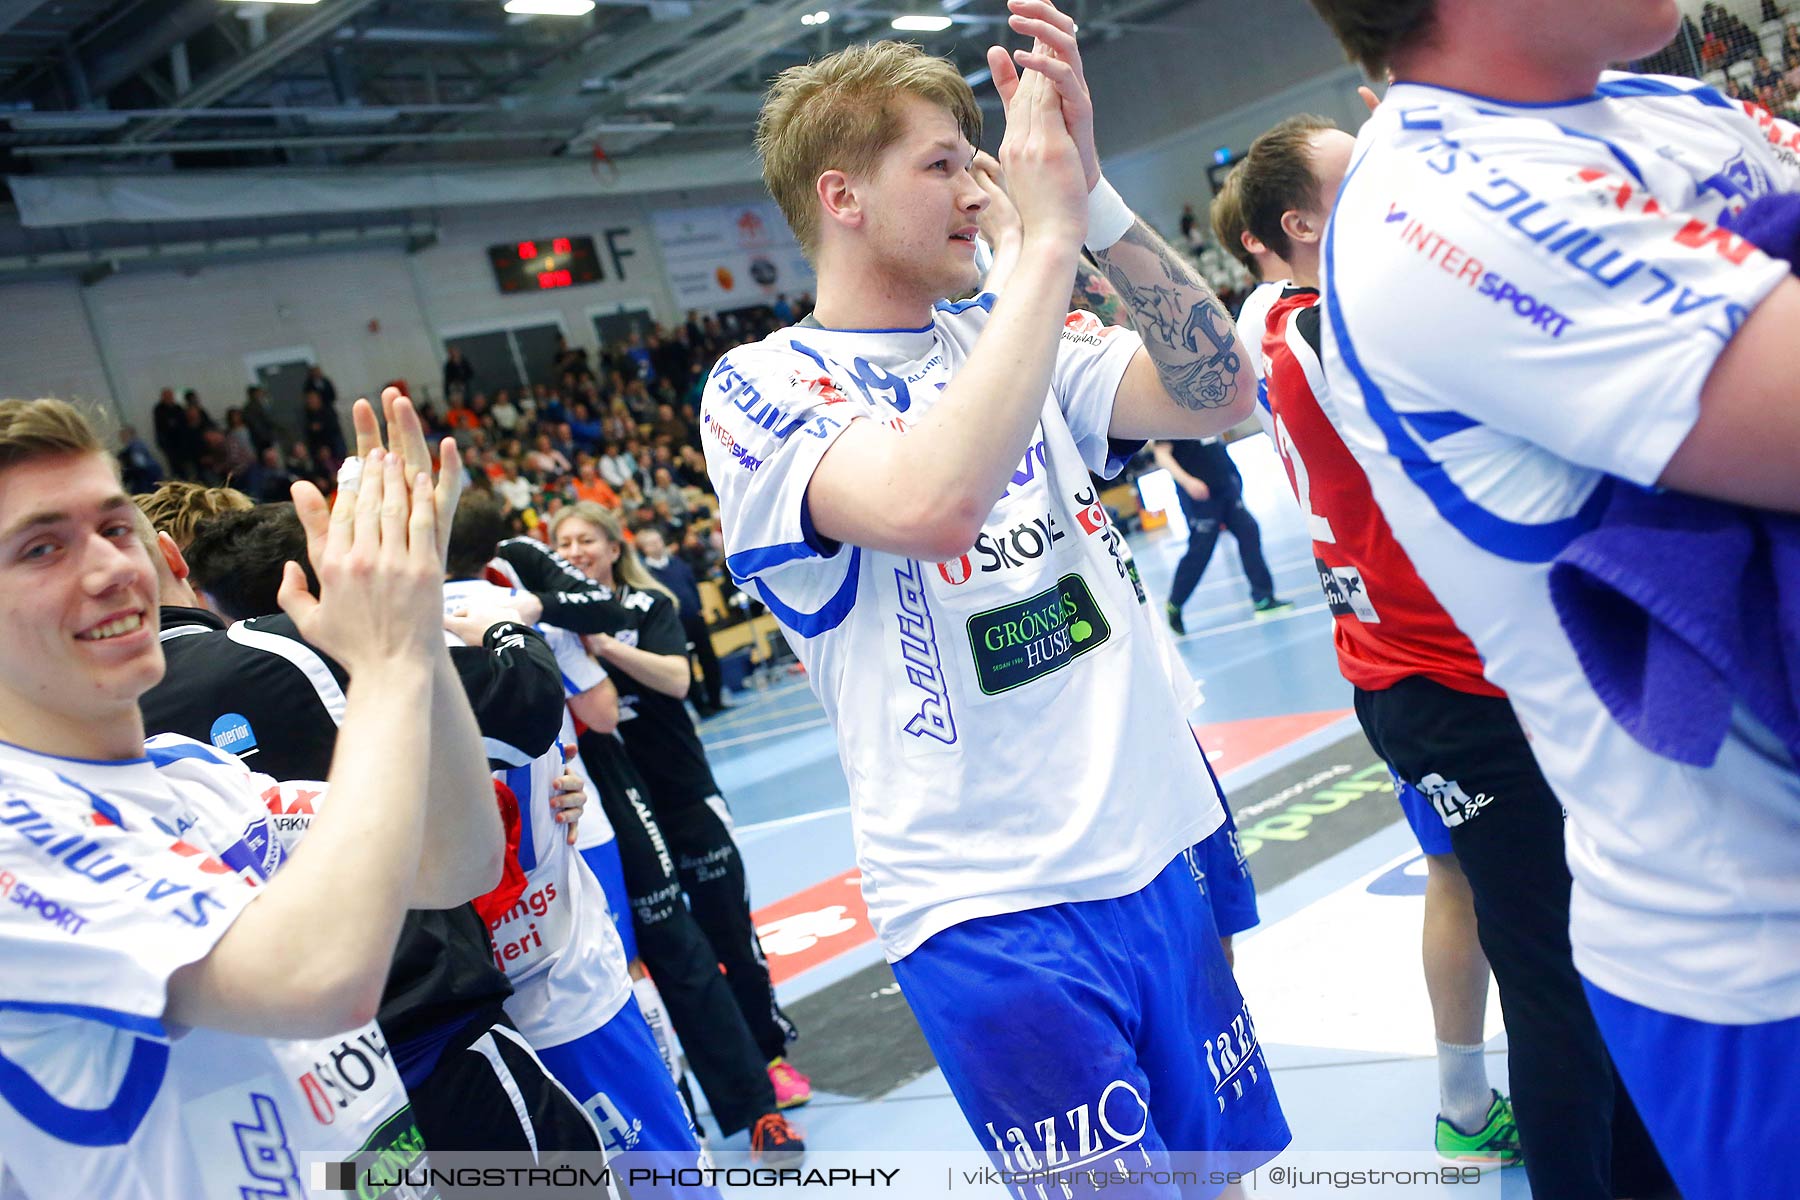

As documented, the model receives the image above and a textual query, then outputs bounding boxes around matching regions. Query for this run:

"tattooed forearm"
[1071,255,1131,329]
[1091,219,1245,411]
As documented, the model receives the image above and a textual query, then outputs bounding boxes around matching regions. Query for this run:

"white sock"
[1437,1039,1492,1132]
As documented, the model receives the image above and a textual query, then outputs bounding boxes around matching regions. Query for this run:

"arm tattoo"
[1091,219,1244,411]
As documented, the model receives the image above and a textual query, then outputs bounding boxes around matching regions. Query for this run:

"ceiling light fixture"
[801,9,830,23]
[221,0,322,5]
[504,0,596,14]
[890,13,952,31]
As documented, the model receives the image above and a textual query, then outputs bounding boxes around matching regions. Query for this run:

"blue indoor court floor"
[686,435,1532,1199]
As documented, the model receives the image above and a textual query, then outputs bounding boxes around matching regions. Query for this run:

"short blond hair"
[757,41,981,257]
[134,480,253,550]
[0,398,106,475]
[1210,168,1259,278]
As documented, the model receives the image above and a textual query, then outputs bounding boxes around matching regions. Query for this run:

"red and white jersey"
[1250,285,1502,698]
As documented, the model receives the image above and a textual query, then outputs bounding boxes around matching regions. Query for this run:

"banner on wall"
[649,201,815,314]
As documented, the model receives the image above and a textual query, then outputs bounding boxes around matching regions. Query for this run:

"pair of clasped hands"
[967,0,1105,255]
[275,387,588,842]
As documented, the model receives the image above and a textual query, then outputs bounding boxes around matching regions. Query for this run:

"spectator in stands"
[599,441,636,490]
[625,331,655,385]
[1755,53,1790,96]
[490,388,521,434]
[1704,1,1759,64]
[551,421,580,464]
[772,294,795,325]
[176,394,214,481]
[554,335,595,383]
[652,403,691,448]
[152,387,184,471]
[444,344,476,400]
[618,477,646,513]
[303,364,337,410]
[650,329,689,389]
[242,445,296,504]
[242,384,282,455]
[602,402,634,445]
[675,446,711,491]
[681,520,723,584]
[636,523,725,717]
[495,460,534,513]
[573,459,620,509]
[301,387,346,472]
[626,440,653,484]
[287,440,329,491]
[221,408,257,480]
[445,391,480,444]
[623,379,657,424]
[682,364,709,409]
[526,433,572,479]
[117,425,164,493]
[1179,202,1202,252]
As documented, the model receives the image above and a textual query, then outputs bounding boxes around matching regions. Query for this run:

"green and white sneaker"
[1435,1090,1523,1171]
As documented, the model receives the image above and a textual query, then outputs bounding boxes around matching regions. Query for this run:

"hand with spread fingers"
[279,448,445,675]
[348,387,464,567]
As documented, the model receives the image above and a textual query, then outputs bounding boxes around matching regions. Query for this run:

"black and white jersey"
[139,605,566,1055]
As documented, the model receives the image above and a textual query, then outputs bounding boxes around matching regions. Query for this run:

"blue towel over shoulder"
[1548,484,1800,768]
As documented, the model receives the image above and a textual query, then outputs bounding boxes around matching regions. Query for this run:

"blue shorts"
[893,848,1291,1198]
[1195,801,1260,938]
[1393,775,1453,857]
[1584,980,1800,1200]
[535,997,714,1198]
[1194,736,1259,937]
[581,838,639,962]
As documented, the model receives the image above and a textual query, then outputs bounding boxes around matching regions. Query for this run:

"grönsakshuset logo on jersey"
[965,574,1111,696]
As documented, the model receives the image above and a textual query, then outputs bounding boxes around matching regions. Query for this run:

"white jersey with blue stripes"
[441,579,631,1047]
[0,735,423,1200]
[700,298,1224,960]
[1322,73,1800,1022]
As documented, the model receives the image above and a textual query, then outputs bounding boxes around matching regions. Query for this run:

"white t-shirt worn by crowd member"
[701,297,1224,960]
[1323,72,1800,1024]
[0,736,428,1200]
